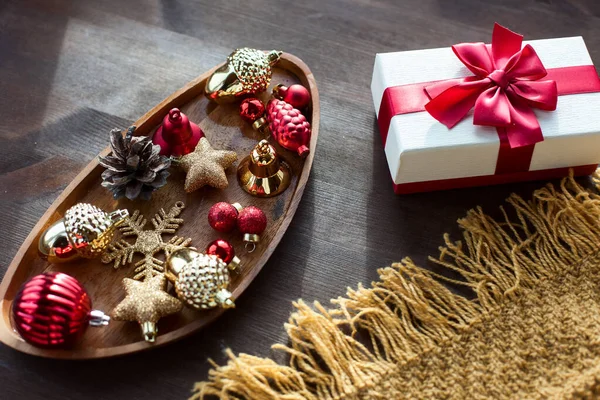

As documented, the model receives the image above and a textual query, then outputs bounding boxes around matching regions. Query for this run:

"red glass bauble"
[267,99,311,158]
[152,108,204,156]
[206,239,236,264]
[237,206,267,235]
[277,84,311,110]
[208,202,239,233]
[239,98,266,123]
[12,272,107,348]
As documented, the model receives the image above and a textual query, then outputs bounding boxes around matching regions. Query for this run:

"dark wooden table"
[1,0,599,398]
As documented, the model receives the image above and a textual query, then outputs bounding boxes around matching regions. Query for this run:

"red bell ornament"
[206,239,240,270]
[273,84,311,110]
[208,202,243,233]
[12,272,109,349]
[237,206,267,252]
[267,99,311,158]
[152,108,204,156]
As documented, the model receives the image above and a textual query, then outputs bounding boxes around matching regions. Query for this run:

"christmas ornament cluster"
[14,47,313,349]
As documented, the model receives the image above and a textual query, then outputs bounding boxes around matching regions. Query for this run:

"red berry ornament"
[267,98,311,158]
[206,239,240,270]
[208,202,242,233]
[274,84,311,110]
[12,272,109,349]
[239,98,266,123]
[240,98,269,135]
[237,206,267,252]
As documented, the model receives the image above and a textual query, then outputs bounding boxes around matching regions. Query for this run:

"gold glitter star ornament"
[112,274,182,343]
[176,137,237,192]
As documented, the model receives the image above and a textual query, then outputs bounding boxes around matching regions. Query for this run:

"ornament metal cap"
[205,48,282,104]
[251,117,270,135]
[38,204,129,263]
[152,108,204,157]
[142,321,158,343]
[237,139,291,197]
[89,310,111,327]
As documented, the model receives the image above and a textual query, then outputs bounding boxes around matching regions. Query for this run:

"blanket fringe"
[192,172,600,400]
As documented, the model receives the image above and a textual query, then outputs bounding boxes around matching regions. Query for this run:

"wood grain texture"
[0,0,599,398]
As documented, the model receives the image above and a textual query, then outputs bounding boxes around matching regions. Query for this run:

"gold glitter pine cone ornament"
[205,48,282,103]
[38,203,129,263]
[166,249,235,310]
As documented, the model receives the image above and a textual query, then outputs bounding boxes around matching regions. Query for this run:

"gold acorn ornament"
[166,249,236,310]
[205,48,282,104]
[38,203,129,263]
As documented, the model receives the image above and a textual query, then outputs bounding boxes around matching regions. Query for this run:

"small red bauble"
[208,202,241,233]
[275,84,311,110]
[267,99,311,158]
[206,239,235,263]
[206,239,240,270]
[12,272,109,348]
[239,98,266,123]
[237,206,267,252]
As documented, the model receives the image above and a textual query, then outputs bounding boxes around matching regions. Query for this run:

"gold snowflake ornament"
[101,201,193,281]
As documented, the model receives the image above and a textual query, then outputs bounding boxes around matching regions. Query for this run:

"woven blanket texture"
[193,173,600,400]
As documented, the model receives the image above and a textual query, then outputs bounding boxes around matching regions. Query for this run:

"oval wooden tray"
[0,53,319,359]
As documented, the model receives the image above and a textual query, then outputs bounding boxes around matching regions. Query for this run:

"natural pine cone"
[99,126,171,201]
[267,99,311,157]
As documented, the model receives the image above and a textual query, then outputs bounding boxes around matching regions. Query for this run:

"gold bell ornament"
[205,48,282,104]
[165,248,236,310]
[39,203,129,263]
[237,139,291,197]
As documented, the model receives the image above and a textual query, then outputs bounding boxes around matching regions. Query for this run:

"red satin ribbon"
[425,24,559,149]
[378,64,600,174]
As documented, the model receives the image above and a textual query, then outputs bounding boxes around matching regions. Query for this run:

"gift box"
[371,24,600,194]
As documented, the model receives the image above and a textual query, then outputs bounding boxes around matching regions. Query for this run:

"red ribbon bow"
[424,23,558,148]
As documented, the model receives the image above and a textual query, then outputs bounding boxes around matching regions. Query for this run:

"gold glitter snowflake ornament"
[101,202,193,281]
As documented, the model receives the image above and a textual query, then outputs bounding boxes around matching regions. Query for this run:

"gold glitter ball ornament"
[205,48,282,103]
[175,137,237,193]
[166,249,235,310]
[38,203,129,263]
[112,274,183,343]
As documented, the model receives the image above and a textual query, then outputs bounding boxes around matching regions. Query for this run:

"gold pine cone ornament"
[166,249,235,310]
[39,203,129,263]
[205,48,282,103]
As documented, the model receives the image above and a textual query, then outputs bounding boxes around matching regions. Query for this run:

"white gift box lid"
[371,37,600,185]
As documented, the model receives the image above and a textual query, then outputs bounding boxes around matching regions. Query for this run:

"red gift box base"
[393,164,598,194]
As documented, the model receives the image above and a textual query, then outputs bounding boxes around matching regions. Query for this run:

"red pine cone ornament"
[12,272,109,348]
[267,98,311,158]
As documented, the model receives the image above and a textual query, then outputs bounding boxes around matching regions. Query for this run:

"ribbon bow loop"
[424,23,558,148]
